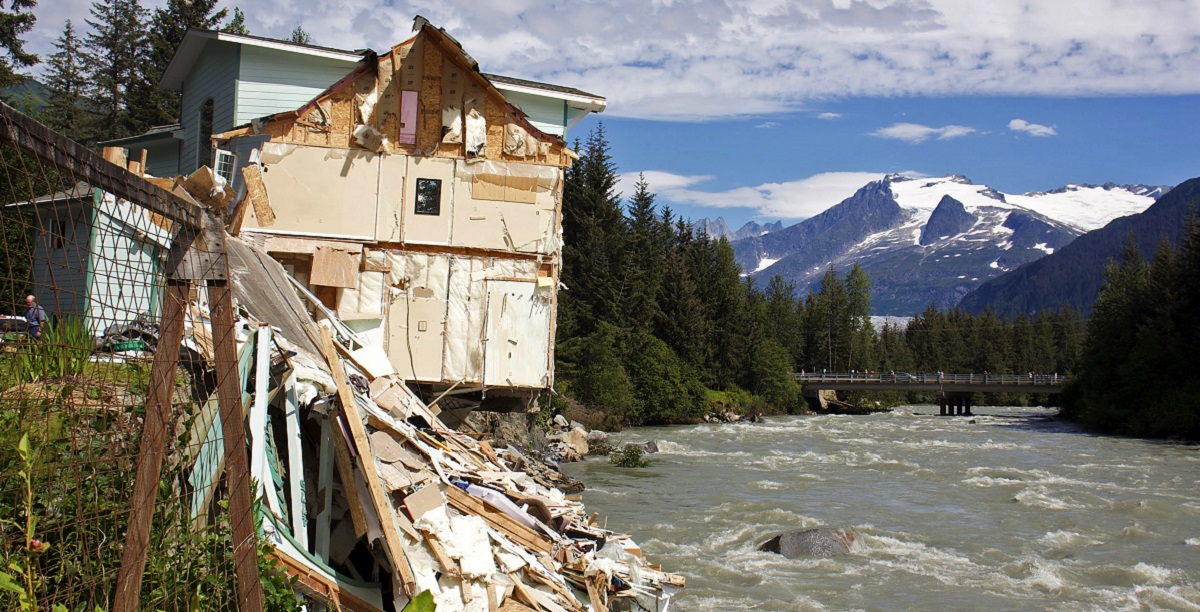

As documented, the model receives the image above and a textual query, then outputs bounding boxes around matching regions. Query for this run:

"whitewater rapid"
[562,407,1200,610]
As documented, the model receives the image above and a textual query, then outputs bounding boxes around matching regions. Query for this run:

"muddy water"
[561,407,1200,610]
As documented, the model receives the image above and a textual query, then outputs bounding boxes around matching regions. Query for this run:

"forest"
[554,127,1087,426]
[1060,227,1200,440]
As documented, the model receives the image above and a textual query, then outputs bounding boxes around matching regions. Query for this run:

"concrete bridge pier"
[938,392,974,416]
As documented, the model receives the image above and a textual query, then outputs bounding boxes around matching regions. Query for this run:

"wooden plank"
[284,376,308,548]
[242,163,275,227]
[330,409,369,539]
[444,486,553,554]
[112,280,188,612]
[270,549,382,612]
[208,280,266,610]
[0,101,202,228]
[319,327,418,596]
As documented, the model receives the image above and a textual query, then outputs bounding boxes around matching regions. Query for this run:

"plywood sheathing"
[419,42,444,154]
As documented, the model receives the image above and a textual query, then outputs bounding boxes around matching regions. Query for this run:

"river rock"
[758,527,858,558]
[552,414,570,429]
[638,440,659,454]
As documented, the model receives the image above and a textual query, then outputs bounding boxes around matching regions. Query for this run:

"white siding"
[501,90,567,137]
[179,41,238,175]
[235,47,359,126]
[86,193,170,336]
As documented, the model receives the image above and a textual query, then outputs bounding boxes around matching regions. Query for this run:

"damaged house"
[31,15,683,612]
[99,18,608,421]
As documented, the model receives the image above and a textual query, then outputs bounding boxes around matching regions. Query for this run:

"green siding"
[235,47,359,126]
[180,40,239,175]
[502,90,568,137]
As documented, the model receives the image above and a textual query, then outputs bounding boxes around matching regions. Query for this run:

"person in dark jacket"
[24,295,47,340]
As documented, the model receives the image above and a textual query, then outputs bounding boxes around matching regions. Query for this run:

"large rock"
[758,527,858,558]
[563,426,589,456]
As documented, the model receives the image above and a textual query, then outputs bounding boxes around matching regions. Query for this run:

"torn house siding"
[215,21,579,400]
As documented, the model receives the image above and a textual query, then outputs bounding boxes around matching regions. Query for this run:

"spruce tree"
[623,174,665,333]
[44,20,91,140]
[0,0,37,89]
[85,0,149,140]
[222,7,248,34]
[130,0,228,131]
[290,25,312,44]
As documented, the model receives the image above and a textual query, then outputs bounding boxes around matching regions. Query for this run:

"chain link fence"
[0,102,263,610]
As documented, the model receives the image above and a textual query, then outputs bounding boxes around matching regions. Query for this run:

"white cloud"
[1008,118,1057,137]
[25,0,1200,121]
[817,112,843,120]
[871,122,976,143]
[620,170,887,219]
[756,121,780,129]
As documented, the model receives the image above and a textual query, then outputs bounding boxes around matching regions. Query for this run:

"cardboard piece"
[312,246,360,288]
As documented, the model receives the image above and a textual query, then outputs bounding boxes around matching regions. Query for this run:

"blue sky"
[26,0,1200,228]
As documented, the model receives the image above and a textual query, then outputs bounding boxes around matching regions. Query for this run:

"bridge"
[794,372,1065,416]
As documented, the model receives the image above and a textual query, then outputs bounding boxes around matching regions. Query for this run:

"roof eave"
[161,29,364,91]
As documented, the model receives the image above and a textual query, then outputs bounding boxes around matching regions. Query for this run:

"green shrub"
[610,444,650,468]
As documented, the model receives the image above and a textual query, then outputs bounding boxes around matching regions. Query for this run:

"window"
[414,178,442,215]
[198,99,214,170]
[214,149,236,183]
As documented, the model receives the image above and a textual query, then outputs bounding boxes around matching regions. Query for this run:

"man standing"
[24,295,46,340]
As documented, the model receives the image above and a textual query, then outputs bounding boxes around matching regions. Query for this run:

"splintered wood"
[301,326,685,611]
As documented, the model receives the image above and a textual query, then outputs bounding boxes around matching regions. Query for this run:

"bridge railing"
[793,372,1066,386]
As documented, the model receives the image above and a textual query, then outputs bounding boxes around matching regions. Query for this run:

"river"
[561,406,1200,611]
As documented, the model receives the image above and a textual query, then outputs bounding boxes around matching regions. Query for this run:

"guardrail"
[794,372,1065,385]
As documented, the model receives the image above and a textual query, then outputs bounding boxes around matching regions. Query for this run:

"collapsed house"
[69,16,679,612]
[161,232,679,610]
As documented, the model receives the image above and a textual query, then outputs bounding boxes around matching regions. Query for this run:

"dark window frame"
[414,178,442,216]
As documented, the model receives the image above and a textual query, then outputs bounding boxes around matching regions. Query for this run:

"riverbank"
[561,407,1200,610]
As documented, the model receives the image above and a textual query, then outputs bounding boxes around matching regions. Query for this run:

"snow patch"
[754,257,780,273]
[1033,243,1054,254]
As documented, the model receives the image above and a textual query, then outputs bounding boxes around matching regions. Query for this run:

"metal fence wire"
[0,102,262,610]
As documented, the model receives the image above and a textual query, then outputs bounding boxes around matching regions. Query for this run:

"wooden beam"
[0,101,202,228]
[319,326,418,596]
[444,486,553,554]
[112,280,188,612]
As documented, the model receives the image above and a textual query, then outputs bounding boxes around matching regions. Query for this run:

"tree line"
[555,126,1087,426]
[1060,222,1200,440]
[0,0,319,145]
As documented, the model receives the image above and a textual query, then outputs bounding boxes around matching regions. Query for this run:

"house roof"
[98,123,185,148]
[5,182,93,209]
[160,29,365,91]
[482,73,606,112]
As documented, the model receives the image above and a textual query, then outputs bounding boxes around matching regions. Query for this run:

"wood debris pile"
[179,236,682,611]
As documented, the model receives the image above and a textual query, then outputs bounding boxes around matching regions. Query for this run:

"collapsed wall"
[179,234,683,611]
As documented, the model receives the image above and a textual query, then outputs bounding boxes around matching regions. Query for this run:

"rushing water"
[561,407,1200,611]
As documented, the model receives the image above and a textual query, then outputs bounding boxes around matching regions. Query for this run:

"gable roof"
[161,29,365,91]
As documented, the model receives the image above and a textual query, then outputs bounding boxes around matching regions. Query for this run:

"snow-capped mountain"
[695,217,784,242]
[733,174,1167,315]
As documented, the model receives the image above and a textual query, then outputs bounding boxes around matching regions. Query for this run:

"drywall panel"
[443,257,483,383]
[483,280,551,388]
[375,154,406,242]
[402,157,454,245]
[451,161,559,254]
[387,296,446,382]
[250,144,380,239]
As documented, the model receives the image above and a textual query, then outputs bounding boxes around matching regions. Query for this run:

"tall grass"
[10,316,93,383]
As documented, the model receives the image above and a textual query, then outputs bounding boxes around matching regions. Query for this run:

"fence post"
[112,279,188,612]
[209,279,265,610]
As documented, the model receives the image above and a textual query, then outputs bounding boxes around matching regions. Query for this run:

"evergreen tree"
[622,174,665,334]
[85,0,149,140]
[0,0,37,89]
[222,7,248,34]
[130,0,228,131]
[290,25,312,44]
[559,125,626,339]
[764,275,803,366]
[44,20,91,140]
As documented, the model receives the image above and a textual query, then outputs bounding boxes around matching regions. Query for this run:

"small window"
[414,178,442,215]
[214,149,236,183]
[198,99,214,169]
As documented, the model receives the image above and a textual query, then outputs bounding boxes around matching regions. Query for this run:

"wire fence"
[0,102,262,610]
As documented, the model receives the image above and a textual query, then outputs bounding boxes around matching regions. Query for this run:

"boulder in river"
[758,527,858,558]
